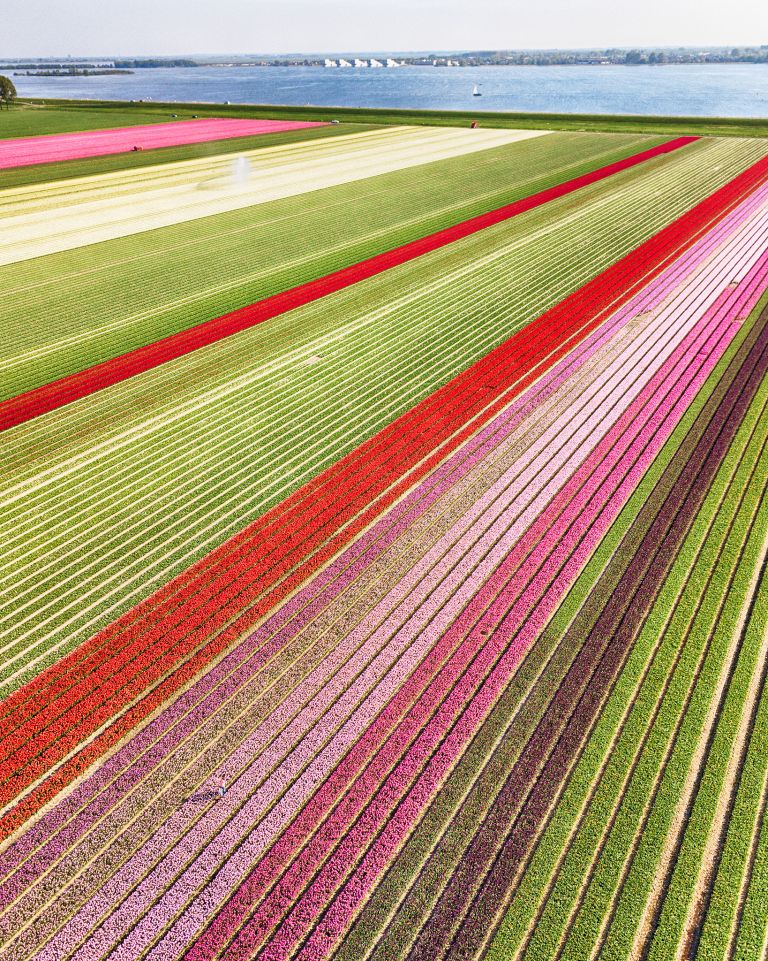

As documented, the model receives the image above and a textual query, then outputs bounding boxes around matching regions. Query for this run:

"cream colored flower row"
[0,126,548,266]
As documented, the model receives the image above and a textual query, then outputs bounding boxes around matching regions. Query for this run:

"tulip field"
[1,106,767,961]
[0,118,332,169]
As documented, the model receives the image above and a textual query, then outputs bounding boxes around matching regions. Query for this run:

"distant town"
[2,46,768,74]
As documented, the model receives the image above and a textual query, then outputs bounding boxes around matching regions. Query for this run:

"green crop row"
[487,299,768,961]
[732,691,768,961]
[659,550,768,961]
[645,525,768,959]
[514,392,768,961]
[0,130,661,399]
[693,564,768,961]
[594,417,768,961]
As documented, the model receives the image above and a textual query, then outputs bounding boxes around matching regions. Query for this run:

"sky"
[4,0,768,58]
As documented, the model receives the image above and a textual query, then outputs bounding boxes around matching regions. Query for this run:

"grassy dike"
[7,96,768,138]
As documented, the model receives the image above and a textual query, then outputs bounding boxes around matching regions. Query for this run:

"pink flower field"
[0,117,328,168]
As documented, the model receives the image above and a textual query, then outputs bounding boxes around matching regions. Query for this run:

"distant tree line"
[446,46,768,66]
[0,59,198,71]
[14,69,133,76]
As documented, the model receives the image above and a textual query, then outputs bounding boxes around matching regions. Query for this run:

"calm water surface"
[13,64,768,118]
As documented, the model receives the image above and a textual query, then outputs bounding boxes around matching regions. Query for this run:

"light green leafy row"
[594,422,768,961]
[0,138,764,700]
[732,655,768,961]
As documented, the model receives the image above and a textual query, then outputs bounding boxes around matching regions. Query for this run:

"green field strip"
[694,564,768,961]
[0,130,660,399]
[336,291,768,961]
[0,123,373,190]
[0,103,186,139]
[732,710,768,961]
[18,98,768,138]
[0,137,763,699]
[485,295,768,961]
[645,530,768,960]
[520,377,768,961]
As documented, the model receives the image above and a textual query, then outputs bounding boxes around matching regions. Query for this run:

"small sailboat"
[472,84,482,97]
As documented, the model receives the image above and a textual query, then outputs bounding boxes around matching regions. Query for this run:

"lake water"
[12,64,768,118]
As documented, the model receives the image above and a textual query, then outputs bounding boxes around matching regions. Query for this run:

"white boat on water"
[472,84,482,97]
